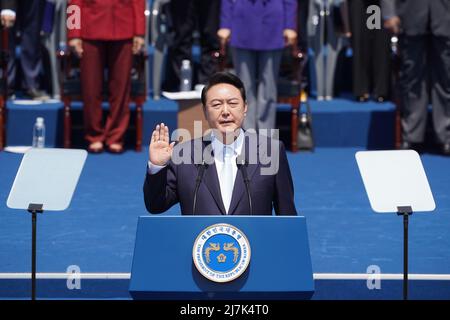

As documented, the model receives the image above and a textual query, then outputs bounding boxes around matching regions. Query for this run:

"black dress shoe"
[25,89,50,101]
[400,141,411,150]
[7,89,15,100]
[400,141,423,153]
[375,96,386,103]
[442,143,450,156]
[356,94,369,102]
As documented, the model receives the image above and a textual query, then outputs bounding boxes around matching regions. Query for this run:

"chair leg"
[290,96,300,152]
[392,70,402,149]
[63,98,72,148]
[392,60,402,149]
[393,92,402,149]
[394,99,402,149]
[1,28,8,151]
[0,96,5,150]
[135,99,143,152]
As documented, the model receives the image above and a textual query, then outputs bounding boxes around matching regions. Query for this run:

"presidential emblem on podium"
[192,223,251,283]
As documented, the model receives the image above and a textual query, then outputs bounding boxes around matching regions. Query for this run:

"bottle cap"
[36,117,44,125]
[182,59,191,68]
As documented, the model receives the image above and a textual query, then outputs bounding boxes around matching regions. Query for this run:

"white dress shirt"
[211,129,244,213]
[147,129,245,213]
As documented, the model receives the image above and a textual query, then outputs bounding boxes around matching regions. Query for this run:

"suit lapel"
[193,132,262,215]
[228,132,260,215]
[193,137,226,215]
[203,162,227,215]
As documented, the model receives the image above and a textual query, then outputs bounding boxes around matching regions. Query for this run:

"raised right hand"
[149,123,175,166]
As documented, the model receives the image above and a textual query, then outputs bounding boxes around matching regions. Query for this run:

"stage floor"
[1,147,450,299]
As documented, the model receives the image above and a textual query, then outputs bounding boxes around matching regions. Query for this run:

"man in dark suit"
[382,0,450,155]
[1,0,16,102]
[350,0,391,102]
[162,0,220,91]
[6,0,50,100]
[144,72,297,215]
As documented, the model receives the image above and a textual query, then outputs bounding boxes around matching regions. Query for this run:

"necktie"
[221,146,234,214]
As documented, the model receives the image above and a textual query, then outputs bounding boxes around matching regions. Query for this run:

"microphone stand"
[192,161,207,214]
[237,158,253,215]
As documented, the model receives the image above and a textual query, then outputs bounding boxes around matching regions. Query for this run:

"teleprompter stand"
[397,205,412,300]
[28,203,43,300]
[356,150,435,300]
[7,148,87,300]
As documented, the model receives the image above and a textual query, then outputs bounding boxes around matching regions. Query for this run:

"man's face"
[204,83,247,139]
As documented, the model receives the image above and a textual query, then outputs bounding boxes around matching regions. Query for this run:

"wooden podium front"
[177,99,210,140]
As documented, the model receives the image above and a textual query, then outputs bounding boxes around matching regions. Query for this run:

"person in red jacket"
[67,0,145,153]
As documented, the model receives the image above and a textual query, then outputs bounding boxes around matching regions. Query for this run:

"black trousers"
[162,0,220,91]
[399,35,450,144]
[349,0,390,97]
[7,0,44,91]
[297,0,309,52]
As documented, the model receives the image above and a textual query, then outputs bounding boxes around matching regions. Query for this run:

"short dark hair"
[201,71,247,107]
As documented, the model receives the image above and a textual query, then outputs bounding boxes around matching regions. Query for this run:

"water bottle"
[345,46,353,58]
[300,113,308,127]
[390,36,399,54]
[180,59,192,91]
[32,117,45,148]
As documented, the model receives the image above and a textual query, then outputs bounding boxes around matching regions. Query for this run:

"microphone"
[192,160,207,215]
[236,157,253,215]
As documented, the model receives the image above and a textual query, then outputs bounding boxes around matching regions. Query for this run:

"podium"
[129,216,314,300]
[162,91,210,141]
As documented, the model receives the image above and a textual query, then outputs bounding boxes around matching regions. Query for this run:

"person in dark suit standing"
[1,0,15,98]
[382,0,450,155]
[144,72,297,215]
[5,0,50,100]
[162,0,220,92]
[68,0,145,153]
[349,0,390,102]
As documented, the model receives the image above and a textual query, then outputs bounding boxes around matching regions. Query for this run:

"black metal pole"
[397,206,412,301]
[28,203,43,301]
[403,213,408,300]
[31,211,37,301]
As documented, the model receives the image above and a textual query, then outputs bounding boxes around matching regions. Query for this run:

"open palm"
[149,123,175,166]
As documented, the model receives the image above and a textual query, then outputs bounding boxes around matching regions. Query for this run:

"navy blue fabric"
[144,132,297,215]
[1,147,449,276]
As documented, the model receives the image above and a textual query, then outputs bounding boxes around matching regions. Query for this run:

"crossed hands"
[68,36,146,58]
[217,28,298,47]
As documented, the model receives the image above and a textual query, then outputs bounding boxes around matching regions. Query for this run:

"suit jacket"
[381,0,450,37]
[67,0,145,41]
[220,0,297,50]
[307,0,346,38]
[143,132,297,215]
